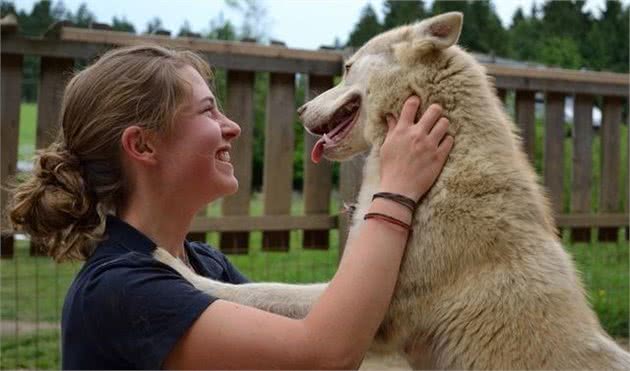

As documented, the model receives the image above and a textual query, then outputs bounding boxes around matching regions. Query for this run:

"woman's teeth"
[217,150,230,162]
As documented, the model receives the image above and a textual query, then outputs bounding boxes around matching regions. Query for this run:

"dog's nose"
[297,103,308,117]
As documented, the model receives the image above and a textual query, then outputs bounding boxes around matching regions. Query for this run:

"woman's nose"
[222,117,241,140]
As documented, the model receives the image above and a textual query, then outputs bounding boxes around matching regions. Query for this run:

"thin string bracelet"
[364,212,412,231]
[372,192,416,213]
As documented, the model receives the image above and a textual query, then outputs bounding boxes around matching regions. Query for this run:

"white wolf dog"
[155,12,630,369]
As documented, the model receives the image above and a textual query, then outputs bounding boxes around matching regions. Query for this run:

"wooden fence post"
[1,53,23,259]
[515,90,536,164]
[626,111,629,241]
[262,72,295,251]
[543,92,566,227]
[599,96,622,242]
[303,74,334,249]
[570,94,594,242]
[496,88,507,104]
[29,56,75,256]
[220,70,255,254]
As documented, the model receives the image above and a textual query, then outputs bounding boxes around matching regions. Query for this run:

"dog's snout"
[297,103,308,117]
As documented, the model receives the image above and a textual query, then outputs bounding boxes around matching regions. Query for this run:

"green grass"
[1,329,60,370]
[564,233,629,336]
[18,103,37,162]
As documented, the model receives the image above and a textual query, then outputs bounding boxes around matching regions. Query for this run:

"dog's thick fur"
[155,12,630,369]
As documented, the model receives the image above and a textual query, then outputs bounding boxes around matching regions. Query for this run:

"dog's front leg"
[153,248,326,319]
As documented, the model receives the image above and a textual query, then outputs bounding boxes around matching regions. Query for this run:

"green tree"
[19,0,57,36]
[347,4,382,47]
[1,0,17,17]
[112,16,135,33]
[583,1,629,72]
[540,0,591,41]
[508,6,543,63]
[539,36,583,68]
[144,16,165,34]
[207,13,236,41]
[430,0,508,56]
[382,0,427,30]
[225,0,270,42]
[177,20,196,37]
[69,2,94,27]
[468,0,509,55]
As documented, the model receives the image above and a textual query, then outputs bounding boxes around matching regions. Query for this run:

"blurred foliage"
[345,0,628,73]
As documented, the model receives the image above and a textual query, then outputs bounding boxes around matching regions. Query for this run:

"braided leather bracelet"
[364,212,412,231]
[372,192,416,212]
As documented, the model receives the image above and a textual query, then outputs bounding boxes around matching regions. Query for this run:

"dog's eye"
[345,64,352,74]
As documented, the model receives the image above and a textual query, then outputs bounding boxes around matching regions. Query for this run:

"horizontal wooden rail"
[2,31,628,95]
[492,74,628,96]
[190,214,338,232]
[189,213,627,232]
[487,64,628,85]
[0,34,342,75]
[59,27,341,62]
[555,213,629,228]
[3,213,624,238]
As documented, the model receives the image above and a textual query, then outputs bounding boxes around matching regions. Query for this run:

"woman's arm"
[164,97,453,369]
[164,213,408,369]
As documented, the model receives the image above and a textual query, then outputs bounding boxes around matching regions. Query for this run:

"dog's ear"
[414,12,463,50]
[393,12,463,65]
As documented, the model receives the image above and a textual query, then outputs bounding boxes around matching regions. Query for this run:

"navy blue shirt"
[61,215,248,369]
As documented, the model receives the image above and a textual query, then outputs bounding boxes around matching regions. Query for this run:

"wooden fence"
[1,21,628,259]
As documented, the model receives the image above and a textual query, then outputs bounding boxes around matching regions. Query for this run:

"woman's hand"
[379,96,454,202]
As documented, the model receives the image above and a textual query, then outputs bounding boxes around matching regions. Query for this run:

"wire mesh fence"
[0,212,341,369]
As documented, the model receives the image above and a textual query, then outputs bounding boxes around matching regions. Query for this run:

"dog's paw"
[153,247,176,264]
[153,247,193,277]
[153,247,219,292]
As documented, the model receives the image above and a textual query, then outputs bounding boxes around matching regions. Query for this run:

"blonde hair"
[6,44,213,261]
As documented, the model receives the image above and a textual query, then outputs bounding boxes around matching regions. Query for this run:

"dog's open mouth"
[310,97,361,163]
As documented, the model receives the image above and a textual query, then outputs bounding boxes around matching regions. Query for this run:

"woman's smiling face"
[156,65,241,207]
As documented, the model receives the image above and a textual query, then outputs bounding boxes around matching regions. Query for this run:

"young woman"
[8,45,453,369]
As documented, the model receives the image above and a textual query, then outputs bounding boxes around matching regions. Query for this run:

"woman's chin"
[222,177,239,196]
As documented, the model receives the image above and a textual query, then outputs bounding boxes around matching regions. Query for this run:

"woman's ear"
[121,126,158,165]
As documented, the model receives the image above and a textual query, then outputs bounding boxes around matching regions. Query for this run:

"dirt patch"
[0,320,59,335]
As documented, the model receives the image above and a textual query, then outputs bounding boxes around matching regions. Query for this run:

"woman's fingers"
[428,117,450,144]
[386,114,398,134]
[438,135,455,158]
[398,96,421,127]
[417,104,443,134]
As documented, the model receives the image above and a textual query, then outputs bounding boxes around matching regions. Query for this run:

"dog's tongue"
[311,137,326,164]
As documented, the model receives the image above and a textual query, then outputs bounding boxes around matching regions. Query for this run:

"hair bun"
[33,145,87,208]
